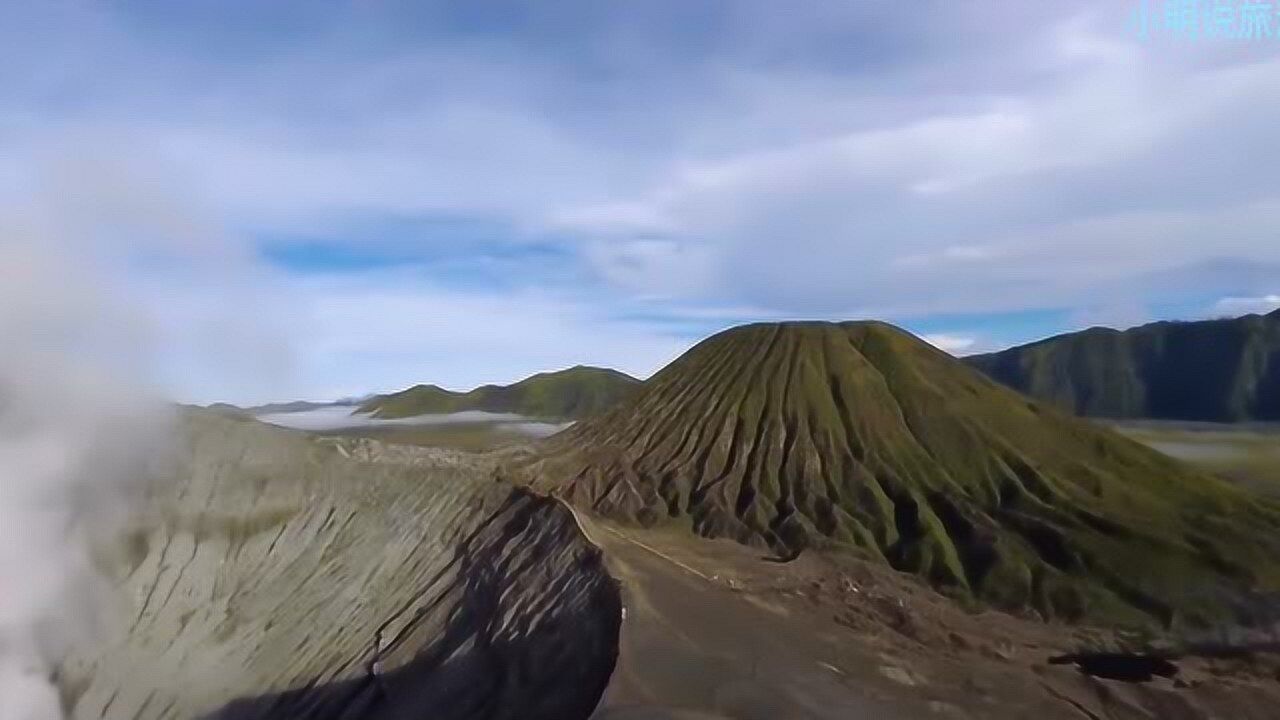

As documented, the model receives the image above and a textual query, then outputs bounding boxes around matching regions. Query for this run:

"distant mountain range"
[90,319,1280,718]
[208,367,638,422]
[249,399,360,414]
[967,309,1280,423]
[357,365,640,420]
[224,309,1280,427]
[519,321,1280,627]
[206,397,366,416]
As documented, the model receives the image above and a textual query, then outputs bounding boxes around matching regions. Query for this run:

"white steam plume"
[0,217,171,719]
[0,136,293,719]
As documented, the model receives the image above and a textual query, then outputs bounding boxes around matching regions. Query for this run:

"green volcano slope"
[358,365,639,419]
[517,321,1280,628]
[967,309,1280,422]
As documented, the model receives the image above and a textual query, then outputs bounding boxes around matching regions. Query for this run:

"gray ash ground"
[58,411,617,720]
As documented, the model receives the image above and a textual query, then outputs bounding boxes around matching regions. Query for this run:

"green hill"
[358,365,640,419]
[515,321,1280,628]
[966,310,1280,422]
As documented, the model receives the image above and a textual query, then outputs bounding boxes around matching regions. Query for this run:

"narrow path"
[559,505,922,719]
[568,506,713,583]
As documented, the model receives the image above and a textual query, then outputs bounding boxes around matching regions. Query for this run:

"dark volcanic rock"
[1048,652,1179,682]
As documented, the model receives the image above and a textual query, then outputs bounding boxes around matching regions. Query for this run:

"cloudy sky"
[3,1,1279,404]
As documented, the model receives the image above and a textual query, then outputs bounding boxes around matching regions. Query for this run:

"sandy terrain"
[578,513,1280,720]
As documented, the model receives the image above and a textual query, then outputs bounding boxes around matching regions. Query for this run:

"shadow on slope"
[59,412,620,720]
[208,490,623,720]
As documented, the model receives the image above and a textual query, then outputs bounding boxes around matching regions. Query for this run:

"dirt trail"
[576,511,930,719]
[572,510,1280,720]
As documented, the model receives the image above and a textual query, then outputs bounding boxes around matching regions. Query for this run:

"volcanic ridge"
[967,310,1280,422]
[518,321,1280,628]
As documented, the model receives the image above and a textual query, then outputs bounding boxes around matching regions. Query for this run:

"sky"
[2,1,1279,404]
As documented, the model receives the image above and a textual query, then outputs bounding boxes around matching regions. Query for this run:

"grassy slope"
[518,321,1280,629]
[967,309,1280,422]
[358,365,640,419]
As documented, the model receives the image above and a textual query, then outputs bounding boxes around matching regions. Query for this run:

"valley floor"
[1113,421,1280,497]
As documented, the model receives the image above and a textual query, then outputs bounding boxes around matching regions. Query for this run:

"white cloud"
[1212,295,1280,317]
[0,211,173,720]
[259,271,690,404]
[260,406,574,440]
[270,408,512,429]
[922,334,978,355]
[555,27,1280,316]
[2,1,1278,403]
[582,238,718,298]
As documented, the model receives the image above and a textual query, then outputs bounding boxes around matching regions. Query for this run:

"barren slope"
[58,410,621,720]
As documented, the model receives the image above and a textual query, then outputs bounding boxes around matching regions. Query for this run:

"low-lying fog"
[1146,440,1249,463]
[256,406,572,438]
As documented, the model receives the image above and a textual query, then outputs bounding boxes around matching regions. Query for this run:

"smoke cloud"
[0,214,175,719]
[0,137,295,717]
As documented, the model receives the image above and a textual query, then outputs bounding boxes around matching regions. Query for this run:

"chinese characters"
[1130,0,1277,40]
